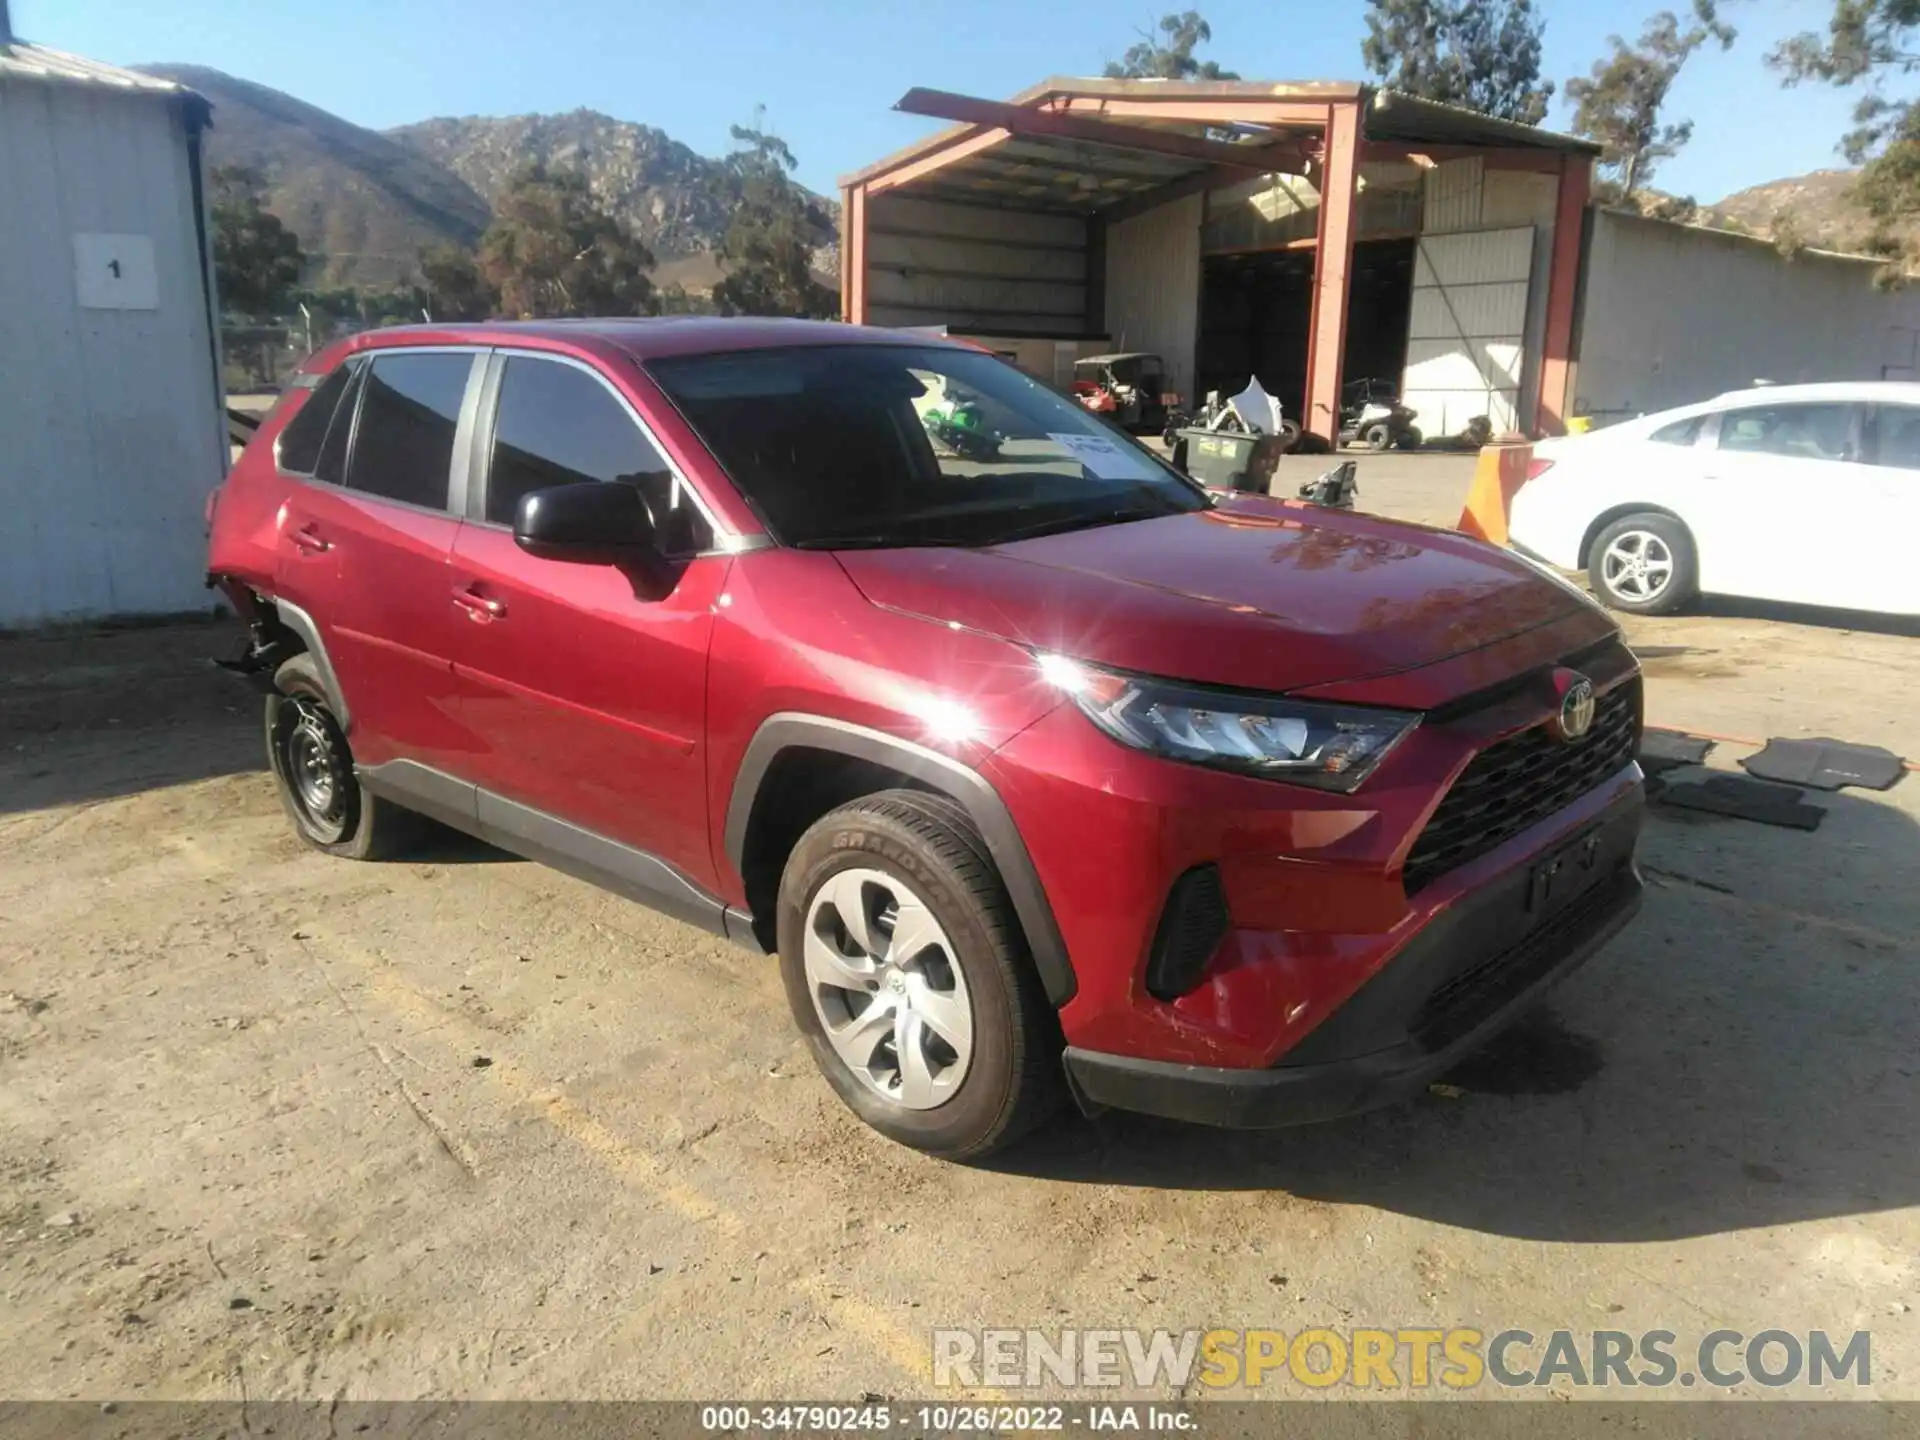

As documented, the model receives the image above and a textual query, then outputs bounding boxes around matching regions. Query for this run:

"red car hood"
[835,495,1606,696]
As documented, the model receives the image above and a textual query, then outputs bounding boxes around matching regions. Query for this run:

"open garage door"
[1401,227,1535,437]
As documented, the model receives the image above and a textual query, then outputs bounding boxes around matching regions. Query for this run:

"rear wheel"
[777,790,1063,1159]
[265,654,418,859]
[1587,512,1698,616]
[1395,426,1423,451]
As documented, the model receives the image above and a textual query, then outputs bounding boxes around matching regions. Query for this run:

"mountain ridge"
[133,65,830,294]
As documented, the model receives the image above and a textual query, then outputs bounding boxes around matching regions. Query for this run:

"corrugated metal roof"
[847,76,1597,196]
[1367,88,1599,156]
[0,41,191,96]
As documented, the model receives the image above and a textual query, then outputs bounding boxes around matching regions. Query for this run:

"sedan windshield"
[646,344,1207,548]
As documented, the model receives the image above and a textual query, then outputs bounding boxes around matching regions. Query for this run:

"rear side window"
[486,356,712,554]
[313,362,365,487]
[276,365,354,474]
[1647,415,1703,446]
[1869,404,1920,469]
[345,352,474,510]
[1716,403,1857,461]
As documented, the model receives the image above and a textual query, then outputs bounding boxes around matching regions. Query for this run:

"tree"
[477,162,655,318]
[708,119,837,320]
[1104,10,1239,80]
[418,242,496,321]
[1362,0,1555,125]
[210,165,305,318]
[1566,2,1737,198]
[1772,0,1920,229]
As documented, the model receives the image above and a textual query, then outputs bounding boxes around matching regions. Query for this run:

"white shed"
[0,22,225,627]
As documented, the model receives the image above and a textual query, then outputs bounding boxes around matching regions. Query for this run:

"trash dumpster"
[1175,428,1288,493]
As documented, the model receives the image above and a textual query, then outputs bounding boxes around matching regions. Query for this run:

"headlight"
[1038,654,1417,793]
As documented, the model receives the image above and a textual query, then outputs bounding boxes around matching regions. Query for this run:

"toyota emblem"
[1549,669,1597,743]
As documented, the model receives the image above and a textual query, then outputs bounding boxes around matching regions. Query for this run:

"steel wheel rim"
[803,867,974,1110]
[282,698,350,842]
[1601,530,1674,601]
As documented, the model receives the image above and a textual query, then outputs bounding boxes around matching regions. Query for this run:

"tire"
[1363,422,1393,451]
[264,654,419,860]
[777,790,1064,1160]
[1587,512,1698,616]
[1395,427,1423,451]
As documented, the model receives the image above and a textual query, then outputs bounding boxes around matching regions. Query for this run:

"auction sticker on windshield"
[1047,432,1163,482]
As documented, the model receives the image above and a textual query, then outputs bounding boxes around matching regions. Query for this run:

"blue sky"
[22,0,1866,202]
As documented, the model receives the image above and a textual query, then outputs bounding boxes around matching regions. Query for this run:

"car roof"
[1076,352,1160,364]
[340,316,942,364]
[1708,380,1920,406]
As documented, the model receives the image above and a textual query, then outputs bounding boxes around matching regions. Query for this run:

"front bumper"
[1061,786,1643,1128]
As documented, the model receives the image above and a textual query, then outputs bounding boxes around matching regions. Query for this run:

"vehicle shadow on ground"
[996,784,1919,1244]
[0,620,270,816]
[1684,595,1920,638]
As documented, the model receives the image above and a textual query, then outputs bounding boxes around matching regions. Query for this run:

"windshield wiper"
[982,504,1177,547]
[788,533,978,551]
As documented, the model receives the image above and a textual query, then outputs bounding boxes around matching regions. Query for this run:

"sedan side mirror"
[513,482,657,565]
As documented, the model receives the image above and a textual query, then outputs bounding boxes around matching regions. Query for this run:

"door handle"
[451,586,506,621]
[290,525,330,554]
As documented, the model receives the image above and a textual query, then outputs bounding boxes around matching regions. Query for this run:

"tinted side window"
[313,361,365,487]
[277,364,354,474]
[1716,403,1857,461]
[487,357,713,554]
[1648,415,1702,446]
[1869,405,1920,469]
[345,352,473,509]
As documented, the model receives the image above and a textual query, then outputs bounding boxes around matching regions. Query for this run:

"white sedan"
[1508,381,1920,617]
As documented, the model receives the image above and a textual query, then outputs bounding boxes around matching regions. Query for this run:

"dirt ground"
[3,471,1917,1404]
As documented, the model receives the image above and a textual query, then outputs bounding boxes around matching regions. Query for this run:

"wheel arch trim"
[724,714,1077,1006]
[264,596,352,731]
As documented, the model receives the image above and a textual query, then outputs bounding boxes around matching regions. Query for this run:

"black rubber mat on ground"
[1640,728,1714,774]
[1654,775,1825,830]
[1739,737,1906,791]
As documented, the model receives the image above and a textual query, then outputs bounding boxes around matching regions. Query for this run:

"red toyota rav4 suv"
[208,318,1644,1159]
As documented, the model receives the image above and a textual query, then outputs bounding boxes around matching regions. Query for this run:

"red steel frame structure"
[841,79,1597,440]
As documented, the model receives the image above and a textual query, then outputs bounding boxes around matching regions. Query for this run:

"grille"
[1403,678,1641,894]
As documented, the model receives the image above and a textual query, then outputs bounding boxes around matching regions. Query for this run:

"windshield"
[646,344,1207,549]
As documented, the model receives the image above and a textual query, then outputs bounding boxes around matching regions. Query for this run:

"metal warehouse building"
[0,22,224,627]
[841,76,1920,442]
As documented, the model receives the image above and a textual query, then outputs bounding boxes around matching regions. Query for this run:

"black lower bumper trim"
[1063,795,1645,1130]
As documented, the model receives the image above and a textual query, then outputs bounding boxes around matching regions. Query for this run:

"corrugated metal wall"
[1422,158,1485,235]
[863,194,1090,335]
[1104,192,1202,400]
[1577,209,1920,418]
[1403,162,1557,432]
[1403,227,1536,434]
[0,80,224,625]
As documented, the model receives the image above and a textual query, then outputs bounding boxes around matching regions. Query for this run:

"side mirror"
[513,482,656,564]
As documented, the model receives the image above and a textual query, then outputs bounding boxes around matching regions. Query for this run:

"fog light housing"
[1145,864,1231,1001]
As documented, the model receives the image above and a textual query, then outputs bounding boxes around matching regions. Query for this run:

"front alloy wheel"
[776,790,1064,1159]
[803,868,974,1109]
